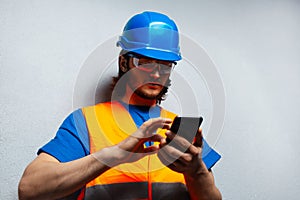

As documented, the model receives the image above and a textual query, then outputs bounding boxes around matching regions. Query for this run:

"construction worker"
[18,11,222,200]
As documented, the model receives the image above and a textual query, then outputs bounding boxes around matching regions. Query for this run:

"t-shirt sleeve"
[201,139,221,169]
[37,109,90,162]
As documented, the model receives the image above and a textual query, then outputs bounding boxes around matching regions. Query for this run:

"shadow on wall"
[95,78,114,104]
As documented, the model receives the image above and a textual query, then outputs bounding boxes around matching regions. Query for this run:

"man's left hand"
[158,128,207,177]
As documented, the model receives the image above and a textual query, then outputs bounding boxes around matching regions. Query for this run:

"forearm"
[19,118,169,199]
[184,162,222,200]
[19,149,112,200]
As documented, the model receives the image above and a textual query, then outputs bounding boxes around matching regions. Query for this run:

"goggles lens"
[128,54,176,75]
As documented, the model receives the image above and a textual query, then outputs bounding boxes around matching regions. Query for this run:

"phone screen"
[167,116,203,143]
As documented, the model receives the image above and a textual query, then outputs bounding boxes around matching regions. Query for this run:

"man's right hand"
[92,117,172,166]
[18,118,171,200]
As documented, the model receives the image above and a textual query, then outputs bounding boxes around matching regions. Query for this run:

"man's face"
[125,55,174,100]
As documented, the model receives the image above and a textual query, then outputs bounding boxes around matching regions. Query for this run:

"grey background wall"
[1,0,299,199]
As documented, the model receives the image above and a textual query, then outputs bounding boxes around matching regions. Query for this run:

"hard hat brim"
[130,48,181,61]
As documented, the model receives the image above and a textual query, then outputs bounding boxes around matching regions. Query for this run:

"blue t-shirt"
[38,103,221,169]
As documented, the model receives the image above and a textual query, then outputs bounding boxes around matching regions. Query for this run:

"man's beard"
[126,77,170,101]
[133,87,160,100]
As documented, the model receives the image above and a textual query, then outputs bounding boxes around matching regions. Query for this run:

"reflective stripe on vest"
[81,101,189,200]
[84,182,189,200]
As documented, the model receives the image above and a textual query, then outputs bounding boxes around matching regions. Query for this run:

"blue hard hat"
[117,11,182,61]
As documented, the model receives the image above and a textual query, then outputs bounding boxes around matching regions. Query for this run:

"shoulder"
[81,101,120,111]
[60,109,85,130]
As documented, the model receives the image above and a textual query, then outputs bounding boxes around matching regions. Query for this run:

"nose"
[150,65,161,79]
[150,69,160,79]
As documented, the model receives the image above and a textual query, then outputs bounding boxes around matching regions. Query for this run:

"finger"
[165,130,200,156]
[151,118,172,129]
[158,147,191,171]
[149,121,171,132]
[147,134,164,142]
[158,148,176,166]
[142,118,172,135]
[166,131,192,152]
[139,134,164,152]
[170,160,189,172]
[165,130,176,140]
[133,118,172,139]
[185,144,200,156]
[158,151,172,166]
[158,156,186,173]
[193,128,203,148]
[143,118,172,128]
[168,148,196,167]
[143,146,160,154]
[158,145,177,165]
[158,144,185,165]
[160,137,167,146]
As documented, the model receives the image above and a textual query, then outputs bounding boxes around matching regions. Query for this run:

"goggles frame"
[126,53,177,75]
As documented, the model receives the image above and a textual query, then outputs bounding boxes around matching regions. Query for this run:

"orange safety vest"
[79,101,190,200]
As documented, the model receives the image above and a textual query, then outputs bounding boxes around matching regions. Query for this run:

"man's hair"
[111,50,171,104]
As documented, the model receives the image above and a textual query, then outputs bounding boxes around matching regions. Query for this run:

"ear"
[119,55,128,72]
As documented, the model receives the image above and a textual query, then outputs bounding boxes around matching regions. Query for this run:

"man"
[19,11,222,200]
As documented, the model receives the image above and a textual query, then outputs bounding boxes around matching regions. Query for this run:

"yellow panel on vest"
[82,101,186,186]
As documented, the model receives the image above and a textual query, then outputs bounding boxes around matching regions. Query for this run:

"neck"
[121,85,157,106]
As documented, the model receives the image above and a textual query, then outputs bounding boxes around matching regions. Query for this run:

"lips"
[146,82,162,87]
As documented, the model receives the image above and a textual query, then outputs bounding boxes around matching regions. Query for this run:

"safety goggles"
[127,54,177,75]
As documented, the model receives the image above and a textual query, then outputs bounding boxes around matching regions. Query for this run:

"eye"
[138,59,152,65]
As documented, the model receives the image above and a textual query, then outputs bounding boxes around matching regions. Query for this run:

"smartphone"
[167,116,203,143]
